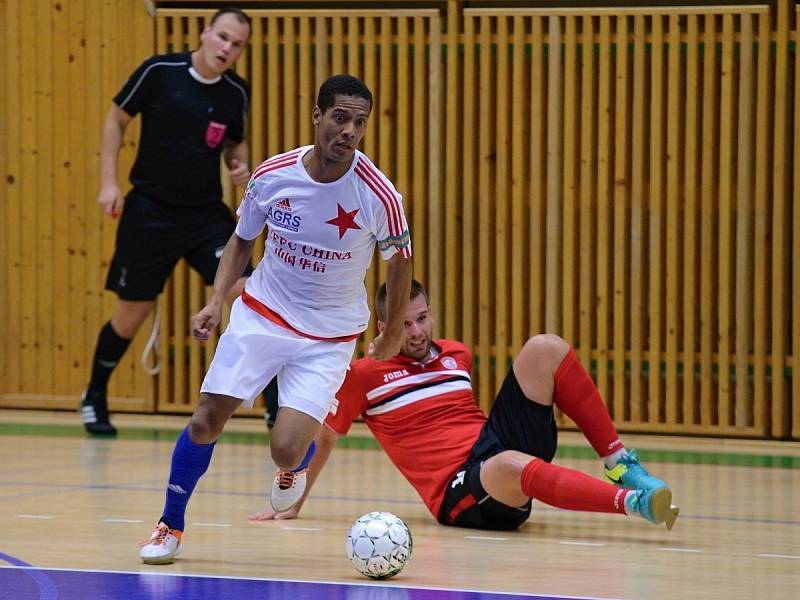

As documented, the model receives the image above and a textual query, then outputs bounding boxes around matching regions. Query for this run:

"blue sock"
[160,427,215,531]
[294,440,316,472]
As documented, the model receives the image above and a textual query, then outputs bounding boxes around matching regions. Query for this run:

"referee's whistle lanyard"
[141,306,161,375]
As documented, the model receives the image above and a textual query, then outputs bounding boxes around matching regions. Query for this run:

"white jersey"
[235,145,412,339]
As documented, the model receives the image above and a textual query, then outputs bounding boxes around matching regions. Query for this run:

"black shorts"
[438,369,558,530]
[105,191,253,301]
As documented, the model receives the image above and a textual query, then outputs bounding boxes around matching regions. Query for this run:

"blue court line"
[0,565,624,600]
[0,556,59,600]
[0,552,31,567]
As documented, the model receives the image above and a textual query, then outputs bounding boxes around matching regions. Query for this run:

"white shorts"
[200,297,357,423]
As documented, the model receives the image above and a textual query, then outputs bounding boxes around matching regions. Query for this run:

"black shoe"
[80,390,118,435]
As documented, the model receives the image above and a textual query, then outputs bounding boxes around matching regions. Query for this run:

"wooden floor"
[1,409,799,599]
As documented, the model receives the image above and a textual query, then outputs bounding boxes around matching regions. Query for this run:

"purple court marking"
[0,566,615,600]
[0,552,31,567]
[0,556,58,600]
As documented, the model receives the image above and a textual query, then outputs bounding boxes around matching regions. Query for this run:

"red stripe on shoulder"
[355,164,398,236]
[359,159,407,241]
[253,150,302,179]
[255,149,300,171]
[355,160,403,237]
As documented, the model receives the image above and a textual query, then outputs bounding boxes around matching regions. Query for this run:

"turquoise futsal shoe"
[605,449,668,491]
[625,487,680,530]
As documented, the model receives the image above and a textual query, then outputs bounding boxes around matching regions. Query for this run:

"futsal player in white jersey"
[139,74,413,564]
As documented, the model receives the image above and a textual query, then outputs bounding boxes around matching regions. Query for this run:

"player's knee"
[109,315,143,339]
[269,436,307,470]
[483,451,530,482]
[480,451,534,506]
[111,305,155,339]
[188,406,226,444]
[495,450,533,478]
[521,334,569,367]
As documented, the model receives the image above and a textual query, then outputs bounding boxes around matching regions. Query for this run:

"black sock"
[86,321,132,396]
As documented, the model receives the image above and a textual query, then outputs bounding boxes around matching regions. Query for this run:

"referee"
[80,8,253,434]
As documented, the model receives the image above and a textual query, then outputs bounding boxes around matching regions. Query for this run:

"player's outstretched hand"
[369,332,402,361]
[229,158,251,188]
[248,507,299,521]
[97,184,124,218]
[191,303,222,342]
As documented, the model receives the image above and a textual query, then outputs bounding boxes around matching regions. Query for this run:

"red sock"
[554,348,623,458]
[521,458,627,514]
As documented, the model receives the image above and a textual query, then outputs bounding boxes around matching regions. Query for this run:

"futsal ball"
[346,511,413,579]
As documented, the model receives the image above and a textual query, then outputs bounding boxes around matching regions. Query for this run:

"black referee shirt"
[114,51,250,207]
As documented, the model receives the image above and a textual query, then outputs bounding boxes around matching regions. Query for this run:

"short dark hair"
[210,7,252,33]
[376,279,428,322]
[317,74,373,114]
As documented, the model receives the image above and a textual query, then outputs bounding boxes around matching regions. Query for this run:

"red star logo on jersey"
[326,204,361,239]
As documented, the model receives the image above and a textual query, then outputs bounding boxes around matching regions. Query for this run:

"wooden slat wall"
[793,4,800,441]
[1,1,798,439]
[458,5,786,437]
[1,0,154,413]
[772,0,791,438]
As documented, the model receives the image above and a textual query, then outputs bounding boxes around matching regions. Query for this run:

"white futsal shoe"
[270,468,308,512]
[139,521,183,564]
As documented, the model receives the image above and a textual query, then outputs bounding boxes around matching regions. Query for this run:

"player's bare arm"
[223,138,251,187]
[249,424,340,521]
[370,254,412,360]
[192,233,255,341]
[97,104,132,218]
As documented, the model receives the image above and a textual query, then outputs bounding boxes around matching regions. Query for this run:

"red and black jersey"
[325,339,487,517]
